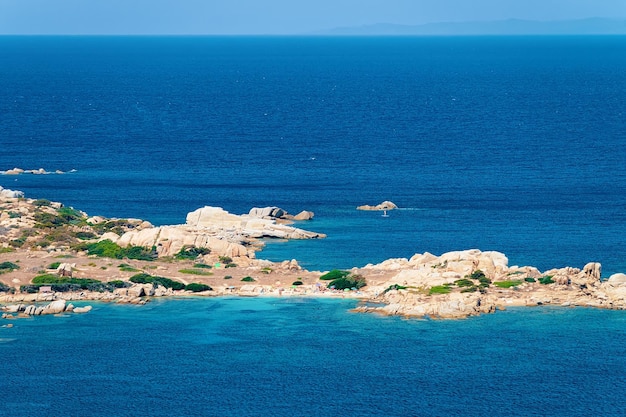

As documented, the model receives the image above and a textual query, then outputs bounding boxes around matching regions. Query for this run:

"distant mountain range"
[320,18,626,36]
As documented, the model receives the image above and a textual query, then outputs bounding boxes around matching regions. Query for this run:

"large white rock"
[607,273,626,286]
[0,186,24,198]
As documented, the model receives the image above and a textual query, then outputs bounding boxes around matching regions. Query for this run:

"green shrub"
[539,275,555,285]
[460,285,478,293]
[118,263,140,272]
[185,283,213,292]
[33,199,52,207]
[74,231,96,240]
[129,273,185,290]
[320,269,350,281]
[0,282,15,293]
[193,263,212,269]
[493,280,523,288]
[224,275,232,280]
[524,277,537,283]
[47,262,61,270]
[218,256,233,264]
[32,274,98,285]
[454,278,474,287]
[292,281,303,286]
[467,270,492,288]
[469,270,487,280]
[225,263,237,268]
[327,274,366,290]
[20,285,40,293]
[0,261,19,274]
[109,280,130,288]
[241,276,256,282]
[0,247,15,254]
[75,240,156,261]
[175,245,211,260]
[382,283,408,294]
[429,285,452,295]
[178,268,213,276]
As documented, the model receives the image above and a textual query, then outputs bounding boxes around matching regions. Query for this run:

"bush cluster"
[539,275,555,285]
[175,245,211,260]
[25,274,118,293]
[185,283,213,292]
[319,269,350,281]
[74,240,157,261]
[327,274,366,290]
[0,261,19,274]
[129,273,185,290]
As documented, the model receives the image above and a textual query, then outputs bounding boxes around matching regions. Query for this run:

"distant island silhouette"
[319,18,626,36]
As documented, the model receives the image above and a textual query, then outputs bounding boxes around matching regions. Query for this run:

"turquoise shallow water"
[2,297,626,416]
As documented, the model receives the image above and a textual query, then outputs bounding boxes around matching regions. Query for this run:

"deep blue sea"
[1,36,626,416]
[0,36,625,274]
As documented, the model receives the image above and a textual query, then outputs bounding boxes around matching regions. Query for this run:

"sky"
[1,0,625,35]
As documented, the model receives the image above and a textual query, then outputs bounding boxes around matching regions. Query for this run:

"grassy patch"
[178,268,213,276]
[429,285,452,295]
[193,263,212,269]
[493,280,523,289]
[118,263,140,272]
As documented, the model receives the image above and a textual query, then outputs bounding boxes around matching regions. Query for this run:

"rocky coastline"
[2,192,626,320]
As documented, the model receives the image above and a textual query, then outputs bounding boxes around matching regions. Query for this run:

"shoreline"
[2,191,626,320]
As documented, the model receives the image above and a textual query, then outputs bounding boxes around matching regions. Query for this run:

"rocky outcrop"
[0,186,24,198]
[1,167,73,175]
[1,299,92,317]
[111,206,325,259]
[356,249,624,319]
[357,201,398,211]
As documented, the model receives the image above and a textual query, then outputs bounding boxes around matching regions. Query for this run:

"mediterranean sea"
[0,36,625,416]
[3,298,626,416]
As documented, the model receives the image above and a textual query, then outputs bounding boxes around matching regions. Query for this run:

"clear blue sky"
[1,0,625,35]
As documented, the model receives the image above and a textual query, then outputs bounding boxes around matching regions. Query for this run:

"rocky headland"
[2,192,626,320]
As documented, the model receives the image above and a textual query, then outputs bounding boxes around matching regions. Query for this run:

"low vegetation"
[184,283,213,292]
[175,245,211,260]
[539,275,555,285]
[74,240,157,261]
[241,276,256,282]
[24,273,117,293]
[129,273,185,290]
[327,273,366,291]
[0,261,19,274]
[178,268,213,276]
[0,282,15,293]
[493,280,523,288]
[319,269,350,281]
[429,285,452,295]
